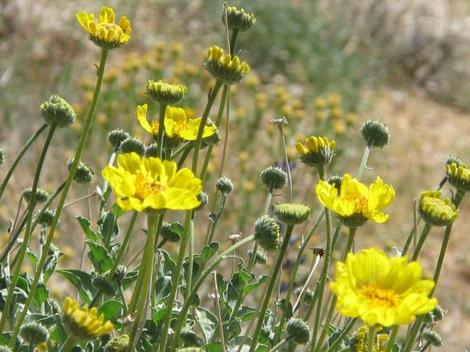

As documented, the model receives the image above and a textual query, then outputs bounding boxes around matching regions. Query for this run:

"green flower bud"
[40,95,76,128]
[223,6,256,32]
[205,45,250,85]
[180,329,202,347]
[119,138,146,156]
[431,305,445,322]
[0,346,12,352]
[68,160,94,184]
[422,329,442,347]
[216,177,233,194]
[113,265,127,283]
[147,80,186,105]
[446,162,470,192]
[303,289,315,304]
[108,129,131,149]
[201,128,221,149]
[260,166,287,190]
[419,191,458,226]
[361,120,390,148]
[274,203,311,225]
[145,143,158,158]
[161,221,183,242]
[327,175,342,191]
[105,334,129,352]
[37,209,55,227]
[22,187,49,203]
[195,192,208,211]
[249,249,267,265]
[92,276,116,295]
[286,318,310,344]
[254,215,281,251]
[20,322,49,345]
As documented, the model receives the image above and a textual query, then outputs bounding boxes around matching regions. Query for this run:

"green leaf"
[195,306,218,343]
[76,216,99,241]
[86,240,113,273]
[98,300,123,321]
[237,306,257,321]
[56,269,95,303]
[244,275,268,295]
[98,211,119,248]
[32,283,48,307]
[200,242,219,263]
[205,343,223,352]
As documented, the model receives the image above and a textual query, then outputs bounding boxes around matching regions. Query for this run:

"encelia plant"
[0,4,467,352]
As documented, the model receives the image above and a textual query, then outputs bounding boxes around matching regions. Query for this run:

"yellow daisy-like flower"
[102,152,202,212]
[418,191,458,227]
[76,6,131,49]
[136,104,217,141]
[330,248,437,327]
[296,136,336,167]
[315,174,394,227]
[205,45,250,84]
[446,162,470,192]
[62,297,113,340]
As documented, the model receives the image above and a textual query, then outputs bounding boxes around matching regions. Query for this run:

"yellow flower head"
[62,297,113,340]
[446,162,470,192]
[136,104,217,142]
[205,45,250,85]
[76,6,131,49]
[330,248,437,327]
[419,191,458,227]
[146,80,187,105]
[296,136,336,167]
[351,326,389,352]
[102,153,202,212]
[315,174,394,227]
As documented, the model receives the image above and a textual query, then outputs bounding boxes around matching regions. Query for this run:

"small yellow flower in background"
[296,136,336,167]
[351,326,389,352]
[62,297,113,340]
[205,45,250,85]
[102,152,202,212]
[419,191,458,226]
[330,248,437,327]
[76,6,131,49]
[136,104,217,141]
[316,174,394,227]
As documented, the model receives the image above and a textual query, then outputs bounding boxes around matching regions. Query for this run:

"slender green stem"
[99,150,117,213]
[0,124,56,332]
[191,80,223,173]
[269,337,290,352]
[156,104,167,159]
[310,206,333,351]
[325,318,357,352]
[183,214,195,321]
[401,203,419,257]
[357,145,371,180]
[172,234,256,351]
[277,124,292,201]
[248,225,296,352]
[213,271,227,352]
[89,211,138,308]
[314,227,356,352]
[127,212,159,351]
[229,29,239,55]
[0,123,48,200]
[61,336,77,352]
[159,211,192,352]
[177,144,194,169]
[411,223,432,261]
[206,194,227,244]
[200,85,229,182]
[431,224,454,293]
[386,326,399,352]
[367,326,376,352]
[9,48,109,345]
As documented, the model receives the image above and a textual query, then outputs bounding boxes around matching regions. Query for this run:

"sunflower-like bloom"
[62,297,113,340]
[330,248,437,327]
[76,6,131,49]
[419,191,458,226]
[350,327,389,352]
[205,45,250,84]
[136,104,217,142]
[446,162,470,192]
[315,174,394,227]
[102,152,202,212]
[296,136,336,167]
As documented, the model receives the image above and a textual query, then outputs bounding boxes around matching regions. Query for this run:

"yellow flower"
[419,191,458,226]
[330,248,437,327]
[136,104,217,141]
[351,327,389,352]
[102,153,202,212]
[315,174,394,227]
[76,6,131,49]
[446,162,470,192]
[296,136,336,167]
[62,297,113,340]
[205,45,250,84]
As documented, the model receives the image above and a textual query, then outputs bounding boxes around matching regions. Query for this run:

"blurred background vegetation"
[1,0,470,349]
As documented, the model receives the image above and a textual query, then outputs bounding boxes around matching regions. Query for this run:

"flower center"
[358,284,399,308]
[134,175,165,200]
[344,194,368,214]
